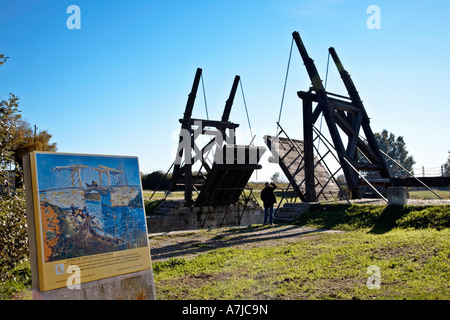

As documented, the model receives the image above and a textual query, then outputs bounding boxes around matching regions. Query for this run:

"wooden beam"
[179,118,240,130]
[222,75,240,122]
[329,47,391,180]
[391,177,450,188]
[302,91,316,202]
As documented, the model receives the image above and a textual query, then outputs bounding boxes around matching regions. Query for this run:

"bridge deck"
[195,145,265,206]
[265,135,341,201]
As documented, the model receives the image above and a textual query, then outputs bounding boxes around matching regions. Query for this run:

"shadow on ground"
[149,224,336,261]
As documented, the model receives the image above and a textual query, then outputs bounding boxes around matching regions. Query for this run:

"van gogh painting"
[34,152,148,263]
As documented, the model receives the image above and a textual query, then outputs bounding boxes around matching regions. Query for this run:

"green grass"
[2,203,449,300]
[142,191,185,200]
[153,204,450,300]
[144,199,165,215]
[153,228,450,300]
[409,189,450,200]
[295,204,450,232]
[0,261,32,300]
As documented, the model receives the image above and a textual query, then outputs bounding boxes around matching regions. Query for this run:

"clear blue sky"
[1,0,449,182]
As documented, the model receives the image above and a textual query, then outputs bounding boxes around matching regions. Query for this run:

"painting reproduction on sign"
[26,152,152,292]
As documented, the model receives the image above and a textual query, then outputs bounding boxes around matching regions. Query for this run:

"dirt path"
[148,198,450,263]
[149,224,343,262]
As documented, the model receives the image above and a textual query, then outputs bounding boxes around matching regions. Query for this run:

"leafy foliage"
[1,54,57,191]
[270,172,280,183]
[374,129,415,178]
[11,119,57,171]
[0,54,8,67]
[0,195,29,282]
[0,94,21,169]
[0,53,33,287]
[141,170,171,190]
[443,151,450,177]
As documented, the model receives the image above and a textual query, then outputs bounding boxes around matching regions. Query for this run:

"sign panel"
[28,152,152,291]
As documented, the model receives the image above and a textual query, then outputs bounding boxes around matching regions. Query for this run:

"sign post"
[23,152,156,299]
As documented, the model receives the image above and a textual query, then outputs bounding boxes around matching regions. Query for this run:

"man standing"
[260,182,277,225]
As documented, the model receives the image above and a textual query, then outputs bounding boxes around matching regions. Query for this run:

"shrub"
[0,195,29,281]
[141,171,171,190]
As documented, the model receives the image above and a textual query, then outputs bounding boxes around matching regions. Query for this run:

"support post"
[185,163,193,206]
[302,91,316,202]
[221,75,240,122]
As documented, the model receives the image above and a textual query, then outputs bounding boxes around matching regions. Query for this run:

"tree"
[0,94,21,164]
[141,170,172,190]
[270,172,281,184]
[0,54,30,281]
[0,54,8,67]
[368,129,415,178]
[336,174,347,188]
[443,151,450,177]
[11,119,57,171]
[1,54,57,190]
[0,94,21,194]
[1,54,21,194]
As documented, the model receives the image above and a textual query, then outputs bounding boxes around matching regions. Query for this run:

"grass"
[153,228,450,300]
[143,191,185,200]
[153,204,450,300]
[0,261,32,300]
[295,204,450,232]
[2,195,449,300]
[409,189,450,200]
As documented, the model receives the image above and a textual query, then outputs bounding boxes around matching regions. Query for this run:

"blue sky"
[1,0,449,182]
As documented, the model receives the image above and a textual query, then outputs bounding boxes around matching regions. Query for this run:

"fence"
[413,166,449,177]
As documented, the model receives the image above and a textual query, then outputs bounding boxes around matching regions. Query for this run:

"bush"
[0,195,29,281]
[141,171,171,190]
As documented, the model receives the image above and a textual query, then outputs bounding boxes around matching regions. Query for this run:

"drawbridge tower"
[170,68,265,207]
[292,31,391,199]
[266,31,394,203]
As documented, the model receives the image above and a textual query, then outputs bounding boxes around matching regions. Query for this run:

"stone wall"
[147,201,264,233]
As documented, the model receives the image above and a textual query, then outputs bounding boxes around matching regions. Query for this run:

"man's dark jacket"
[260,183,277,207]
